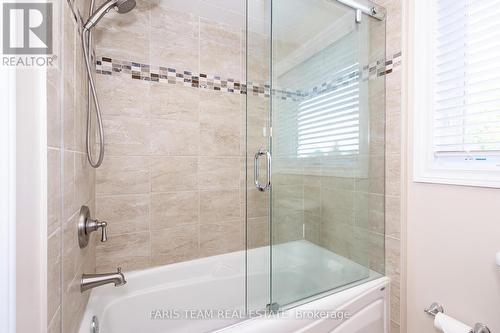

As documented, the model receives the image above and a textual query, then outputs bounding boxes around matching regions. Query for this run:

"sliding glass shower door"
[246,0,386,312]
[270,0,387,308]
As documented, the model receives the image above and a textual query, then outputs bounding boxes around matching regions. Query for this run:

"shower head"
[83,0,136,31]
[115,0,136,13]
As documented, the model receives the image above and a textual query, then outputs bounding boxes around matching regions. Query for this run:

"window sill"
[414,172,500,189]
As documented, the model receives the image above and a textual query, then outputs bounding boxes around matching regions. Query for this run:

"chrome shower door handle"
[264,149,272,191]
[254,148,271,192]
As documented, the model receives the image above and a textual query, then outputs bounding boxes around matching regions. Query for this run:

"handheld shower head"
[83,0,136,31]
[80,0,135,168]
[115,0,136,13]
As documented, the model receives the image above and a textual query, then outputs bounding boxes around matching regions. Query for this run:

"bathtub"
[79,240,389,333]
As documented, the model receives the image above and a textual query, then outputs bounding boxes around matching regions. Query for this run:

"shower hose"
[81,27,105,168]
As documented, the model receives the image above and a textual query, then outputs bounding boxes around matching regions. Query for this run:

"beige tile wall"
[305,79,387,274]
[374,0,403,332]
[93,0,249,272]
[47,1,97,332]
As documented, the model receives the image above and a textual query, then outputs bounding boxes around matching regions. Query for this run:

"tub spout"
[81,267,126,292]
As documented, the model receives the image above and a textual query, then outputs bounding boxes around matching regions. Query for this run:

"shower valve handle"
[85,218,108,243]
[96,220,108,242]
[101,221,108,242]
[78,206,108,248]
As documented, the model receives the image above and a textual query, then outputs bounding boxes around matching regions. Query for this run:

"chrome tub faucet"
[81,267,126,292]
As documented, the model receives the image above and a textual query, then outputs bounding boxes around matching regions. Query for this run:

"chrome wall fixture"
[78,205,108,249]
[90,316,99,333]
[472,324,492,333]
[81,267,126,292]
[424,302,491,333]
[333,0,386,21]
[424,302,444,317]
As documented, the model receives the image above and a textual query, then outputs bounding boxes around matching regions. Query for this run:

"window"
[271,27,369,177]
[297,63,360,158]
[413,0,500,187]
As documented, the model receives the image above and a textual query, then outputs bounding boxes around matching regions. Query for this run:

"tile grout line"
[197,15,202,256]
[148,4,153,266]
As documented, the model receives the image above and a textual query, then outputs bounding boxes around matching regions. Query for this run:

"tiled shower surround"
[46,0,404,332]
[93,0,249,272]
[92,0,402,273]
[94,0,403,332]
[374,1,404,332]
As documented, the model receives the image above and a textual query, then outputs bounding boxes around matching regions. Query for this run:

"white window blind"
[433,0,500,155]
[297,63,360,158]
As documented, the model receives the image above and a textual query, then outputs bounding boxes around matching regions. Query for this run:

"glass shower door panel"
[270,0,386,308]
[246,0,272,314]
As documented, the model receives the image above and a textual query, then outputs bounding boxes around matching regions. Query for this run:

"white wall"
[405,2,500,330]
[1,4,47,332]
[0,55,17,333]
[406,183,500,332]
[15,68,47,333]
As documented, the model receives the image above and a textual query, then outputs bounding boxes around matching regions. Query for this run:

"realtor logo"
[3,3,52,54]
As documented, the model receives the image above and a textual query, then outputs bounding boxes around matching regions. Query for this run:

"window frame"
[412,0,500,188]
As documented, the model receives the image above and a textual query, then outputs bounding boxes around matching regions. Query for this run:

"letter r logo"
[3,3,52,54]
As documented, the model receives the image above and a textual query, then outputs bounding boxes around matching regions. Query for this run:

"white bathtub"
[79,240,389,333]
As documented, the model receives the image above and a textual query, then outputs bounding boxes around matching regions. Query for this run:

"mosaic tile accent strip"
[96,57,252,95]
[95,51,402,100]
